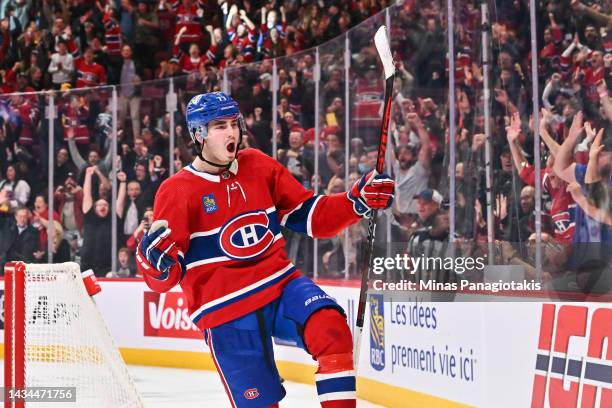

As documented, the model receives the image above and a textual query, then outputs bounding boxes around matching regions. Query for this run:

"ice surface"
[128,364,382,407]
[0,361,380,407]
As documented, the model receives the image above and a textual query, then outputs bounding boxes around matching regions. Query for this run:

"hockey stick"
[354,26,396,369]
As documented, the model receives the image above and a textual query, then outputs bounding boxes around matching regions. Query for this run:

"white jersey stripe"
[184,165,221,182]
[187,256,231,269]
[189,263,295,321]
[315,370,355,381]
[307,195,323,237]
[280,201,303,226]
[207,329,237,408]
[318,391,356,401]
[190,228,221,239]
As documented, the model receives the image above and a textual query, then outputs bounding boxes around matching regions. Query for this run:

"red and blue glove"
[347,170,395,218]
[136,220,185,292]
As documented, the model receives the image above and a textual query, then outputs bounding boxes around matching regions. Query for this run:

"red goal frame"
[4,261,26,408]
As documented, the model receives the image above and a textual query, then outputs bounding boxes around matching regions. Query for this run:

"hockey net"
[3,262,144,407]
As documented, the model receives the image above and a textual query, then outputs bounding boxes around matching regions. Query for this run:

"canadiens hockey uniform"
[137,91,394,408]
[144,147,361,329]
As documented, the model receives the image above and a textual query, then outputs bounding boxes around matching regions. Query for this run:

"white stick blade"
[374,26,395,79]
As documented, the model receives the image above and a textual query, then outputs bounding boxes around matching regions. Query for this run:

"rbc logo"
[202,194,217,214]
[531,304,612,408]
[370,294,385,371]
[218,210,275,260]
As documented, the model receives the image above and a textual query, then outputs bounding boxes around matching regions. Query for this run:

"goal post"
[3,262,144,407]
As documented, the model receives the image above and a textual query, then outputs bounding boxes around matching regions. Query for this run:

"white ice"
[129,365,382,407]
[0,361,380,407]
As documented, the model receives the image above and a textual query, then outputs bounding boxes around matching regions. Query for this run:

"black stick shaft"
[355,75,394,329]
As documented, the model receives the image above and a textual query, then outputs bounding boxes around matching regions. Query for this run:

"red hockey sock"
[304,309,356,408]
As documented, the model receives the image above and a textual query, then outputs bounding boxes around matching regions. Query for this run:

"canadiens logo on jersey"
[243,388,259,400]
[219,210,275,260]
[551,204,576,242]
[553,211,572,233]
[202,194,218,214]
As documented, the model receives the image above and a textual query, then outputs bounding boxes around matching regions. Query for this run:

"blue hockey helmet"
[186,92,246,145]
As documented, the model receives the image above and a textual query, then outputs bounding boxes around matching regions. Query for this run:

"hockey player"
[136,92,394,407]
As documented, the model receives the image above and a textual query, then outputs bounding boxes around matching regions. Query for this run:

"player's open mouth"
[226,142,236,153]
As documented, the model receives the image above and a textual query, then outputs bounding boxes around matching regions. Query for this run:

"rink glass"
[0,0,609,296]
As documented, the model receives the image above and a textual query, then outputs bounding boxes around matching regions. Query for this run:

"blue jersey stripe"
[316,377,356,395]
[284,195,318,234]
[185,210,281,265]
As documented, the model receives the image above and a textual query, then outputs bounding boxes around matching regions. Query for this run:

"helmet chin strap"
[198,147,231,168]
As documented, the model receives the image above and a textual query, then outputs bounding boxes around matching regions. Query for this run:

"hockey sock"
[304,308,356,408]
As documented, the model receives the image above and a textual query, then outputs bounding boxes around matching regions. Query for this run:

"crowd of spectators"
[0,0,389,92]
[0,0,389,276]
[385,0,611,293]
[0,0,610,294]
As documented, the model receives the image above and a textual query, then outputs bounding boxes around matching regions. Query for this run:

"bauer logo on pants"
[369,294,385,371]
[531,304,612,408]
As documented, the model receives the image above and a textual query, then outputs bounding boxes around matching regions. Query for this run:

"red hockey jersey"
[174,4,203,45]
[103,12,122,58]
[519,165,575,243]
[75,60,106,88]
[179,55,203,74]
[228,28,257,62]
[145,148,361,329]
[60,98,90,144]
[14,99,39,146]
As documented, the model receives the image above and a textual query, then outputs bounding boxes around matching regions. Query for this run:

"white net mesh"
[20,262,143,407]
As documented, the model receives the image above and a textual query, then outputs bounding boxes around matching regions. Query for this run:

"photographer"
[125,207,153,254]
[54,172,84,237]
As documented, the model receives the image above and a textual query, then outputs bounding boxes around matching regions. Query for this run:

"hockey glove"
[347,170,395,218]
[136,220,185,291]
